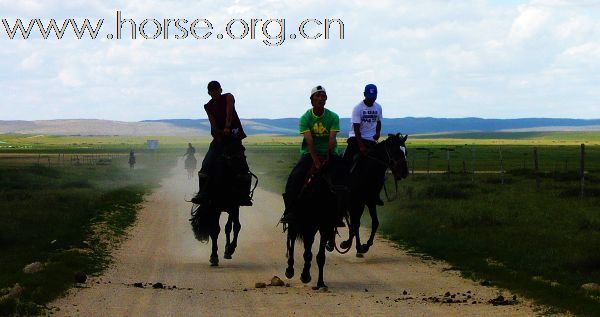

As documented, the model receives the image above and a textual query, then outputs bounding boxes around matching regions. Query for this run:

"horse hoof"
[285,268,294,279]
[356,245,364,253]
[340,240,351,249]
[210,256,219,266]
[300,272,311,284]
[356,253,364,258]
[224,245,236,259]
[361,244,371,253]
[317,283,328,289]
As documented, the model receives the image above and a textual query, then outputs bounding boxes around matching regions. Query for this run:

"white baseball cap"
[310,85,327,96]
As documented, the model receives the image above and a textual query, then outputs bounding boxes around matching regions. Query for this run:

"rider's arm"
[206,112,222,142]
[328,130,338,158]
[303,131,321,167]
[224,94,235,135]
[353,123,364,144]
[374,120,381,141]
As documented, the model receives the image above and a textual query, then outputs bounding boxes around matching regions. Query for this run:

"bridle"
[363,136,407,202]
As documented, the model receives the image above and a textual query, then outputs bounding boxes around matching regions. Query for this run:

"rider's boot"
[191,172,210,204]
[280,192,297,224]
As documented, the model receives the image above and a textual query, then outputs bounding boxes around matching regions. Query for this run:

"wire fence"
[0,153,129,167]
[405,144,598,197]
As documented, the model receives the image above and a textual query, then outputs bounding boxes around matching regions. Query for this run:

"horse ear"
[396,133,401,138]
[388,133,394,138]
[402,135,408,142]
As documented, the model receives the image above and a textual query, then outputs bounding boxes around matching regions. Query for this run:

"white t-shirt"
[348,101,383,141]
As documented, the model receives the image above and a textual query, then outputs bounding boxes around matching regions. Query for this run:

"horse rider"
[191,81,252,206]
[128,150,136,169]
[342,83,385,206]
[280,85,344,224]
[184,143,196,158]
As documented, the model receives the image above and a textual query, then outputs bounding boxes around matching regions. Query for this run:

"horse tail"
[189,204,217,242]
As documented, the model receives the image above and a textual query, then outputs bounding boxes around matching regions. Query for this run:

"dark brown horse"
[340,133,409,257]
[189,141,257,266]
[284,159,348,288]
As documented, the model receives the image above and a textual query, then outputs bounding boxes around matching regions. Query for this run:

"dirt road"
[52,164,538,316]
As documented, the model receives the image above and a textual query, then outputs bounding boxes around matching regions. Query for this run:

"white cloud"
[509,6,551,43]
[0,0,599,120]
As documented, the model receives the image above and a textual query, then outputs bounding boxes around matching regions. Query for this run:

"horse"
[189,140,255,266]
[184,154,197,179]
[339,133,409,257]
[284,157,348,289]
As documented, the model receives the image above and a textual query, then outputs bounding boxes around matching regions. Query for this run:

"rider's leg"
[225,138,254,206]
[343,137,358,172]
[192,140,219,204]
[329,155,348,228]
[281,154,312,223]
[361,139,384,206]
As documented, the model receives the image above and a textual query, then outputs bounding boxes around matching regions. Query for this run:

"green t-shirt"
[299,108,340,156]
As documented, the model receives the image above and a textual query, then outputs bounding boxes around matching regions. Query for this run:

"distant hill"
[0,119,208,136]
[1,118,599,136]
[145,118,600,136]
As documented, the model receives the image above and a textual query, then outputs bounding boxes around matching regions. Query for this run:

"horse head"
[384,133,409,180]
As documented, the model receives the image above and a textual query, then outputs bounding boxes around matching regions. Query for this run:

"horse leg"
[209,211,221,266]
[225,208,241,259]
[316,231,328,288]
[224,213,233,259]
[353,206,366,257]
[340,204,359,250]
[285,228,296,279]
[362,204,379,254]
[300,231,315,284]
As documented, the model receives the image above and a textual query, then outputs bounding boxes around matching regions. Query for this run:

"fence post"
[580,144,585,198]
[499,147,504,185]
[534,147,540,190]
[411,156,415,175]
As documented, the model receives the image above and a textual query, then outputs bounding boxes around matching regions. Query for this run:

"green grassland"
[1,132,600,315]
[1,131,600,153]
[0,154,175,315]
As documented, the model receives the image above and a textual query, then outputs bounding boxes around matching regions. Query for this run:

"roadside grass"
[0,155,174,315]
[378,172,600,316]
[247,145,600,316]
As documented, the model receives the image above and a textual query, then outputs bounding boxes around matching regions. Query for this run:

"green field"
[1,132,600,316]
[0,154,175,315]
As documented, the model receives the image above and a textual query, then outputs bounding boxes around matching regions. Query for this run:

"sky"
[0,0,599,121]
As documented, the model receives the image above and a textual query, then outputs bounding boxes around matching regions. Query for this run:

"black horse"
[184,154,197,179]
[189,142,255,266]
[340,133,409,257]
[284,158,348,289]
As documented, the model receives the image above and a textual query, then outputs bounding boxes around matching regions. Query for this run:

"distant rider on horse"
[191,81,252,206]
[280,85,344,224]
[184,143,196,157]
[342,84,385,206]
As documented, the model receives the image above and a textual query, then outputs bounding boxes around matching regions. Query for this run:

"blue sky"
[1,0,599,121]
